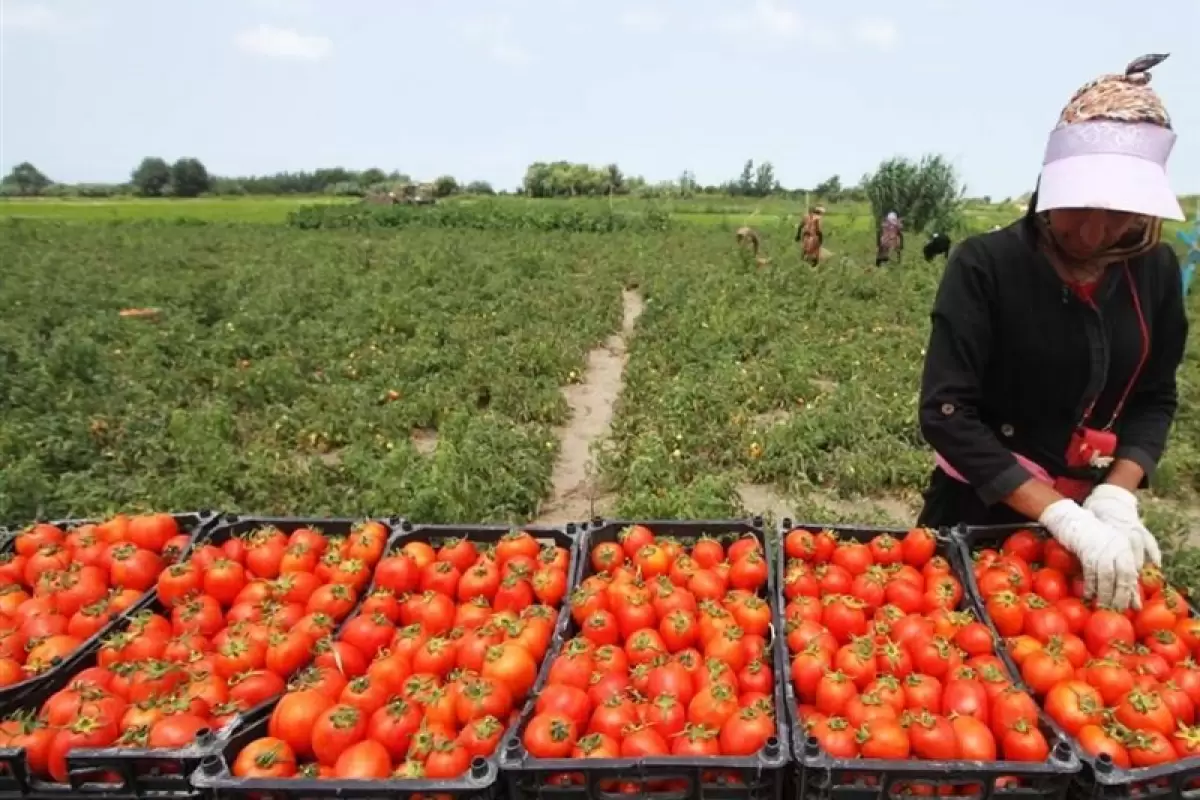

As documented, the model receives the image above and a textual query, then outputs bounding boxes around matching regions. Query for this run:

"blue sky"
[1,0,1197,199]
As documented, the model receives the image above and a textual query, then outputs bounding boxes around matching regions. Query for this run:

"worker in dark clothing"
[917,54,1188,611]
[923,233,952,262]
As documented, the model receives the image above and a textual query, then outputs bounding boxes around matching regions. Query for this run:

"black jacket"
[917,218,1189,527]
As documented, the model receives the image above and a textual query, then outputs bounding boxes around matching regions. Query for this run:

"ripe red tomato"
[232,737,297,778]
[1083,609,1136,655]
[1077,724,1131,768]
[523,712,577,758]
[858,718,910,759]
[333,739,391,779]
[900,528,937,567]
[1001,530,1042,564]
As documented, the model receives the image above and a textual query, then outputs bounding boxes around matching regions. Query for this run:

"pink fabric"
[1036,121,1183,221]
[934,451,1054,486]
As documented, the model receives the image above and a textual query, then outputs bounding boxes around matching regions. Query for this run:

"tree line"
[1,157,878,202]
[1,154,985,231]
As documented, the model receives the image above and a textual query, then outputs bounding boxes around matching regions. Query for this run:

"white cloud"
[0,1,63,32]
[713,0,840,50]
[854,17,898,51]
[234,24,332,61]
[619,7,668,33]
[461,14,534,66]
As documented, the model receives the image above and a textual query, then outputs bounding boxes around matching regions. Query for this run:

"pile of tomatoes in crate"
[0,515,189,689]
[520,525,778,763]
[973,528,1200,768]
[0,521,390,782]
[232,530,572,780]
[784,527,1053,763]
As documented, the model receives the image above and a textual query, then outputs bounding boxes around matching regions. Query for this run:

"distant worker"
[923,232,952,262]
[736,226,761,255]
[876,211,904,266]
[796,206,825,265]
[735,226,769,266]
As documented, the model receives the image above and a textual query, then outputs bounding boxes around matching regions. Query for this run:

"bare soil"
[535,290,644,524]
[410,428,439,456]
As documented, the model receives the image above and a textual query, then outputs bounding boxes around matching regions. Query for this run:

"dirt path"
[535,289,644,524]
[736,483,920,527]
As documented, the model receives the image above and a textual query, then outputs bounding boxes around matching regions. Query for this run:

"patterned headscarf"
[1035,54,1174,262]
[1056,54,1172,129]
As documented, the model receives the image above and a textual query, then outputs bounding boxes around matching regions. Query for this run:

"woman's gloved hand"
[1038,498,1139,610]
[1083,484,1162,571]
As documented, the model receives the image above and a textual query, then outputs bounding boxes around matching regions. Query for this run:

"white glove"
[1039,499,1139,610]
[1083,484,1162,571]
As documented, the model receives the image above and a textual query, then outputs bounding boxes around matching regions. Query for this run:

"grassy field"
[2,197,1198,583]
[0,196,351,223]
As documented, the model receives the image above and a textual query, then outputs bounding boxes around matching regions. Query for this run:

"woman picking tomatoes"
[917,56,1188,611]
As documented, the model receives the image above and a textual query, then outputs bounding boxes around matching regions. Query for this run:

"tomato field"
[1,200,1199,798]
[2,199,1197,582]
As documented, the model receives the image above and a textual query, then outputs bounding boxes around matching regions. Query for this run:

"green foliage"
[2,162,52,196]
[324,181,365,197]
[131,157,172,197]
[0,206,1195,574]
[170,158,212,198]
[359,168,387,186]
[0,221,628,522]
[522,162,628,198]
[287,200,672,233]
[432,175,459,198]
[863,155,966,234]
[813,175,843,199]
[465,180,495,195]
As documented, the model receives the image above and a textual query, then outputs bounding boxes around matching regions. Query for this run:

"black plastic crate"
[0,515,393,799]
[499,517,790,800]
[953,523,1200,800]
[0,511,220,715]
[191,520,584,800]
[778,518,1080,800]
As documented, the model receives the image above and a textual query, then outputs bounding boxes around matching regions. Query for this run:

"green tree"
[465,180,495,195]
[863,154,965,234]
[737,160,754,196]
[678,170,697,197]
[170,158,211,198]
[2,162,52,195]
[359,168,386,186]
[131,157,172,197]
[521,161,627,198]
[813,175,842,199]
[432,175,459,198]
[605,163,624,194]
[753,161,775,197]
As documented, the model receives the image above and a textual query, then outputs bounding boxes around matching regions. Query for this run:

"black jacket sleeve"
[919,239,1033,506]
[1113,246,1189,481]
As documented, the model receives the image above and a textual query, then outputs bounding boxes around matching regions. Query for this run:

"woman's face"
[1046,208,1144,260]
